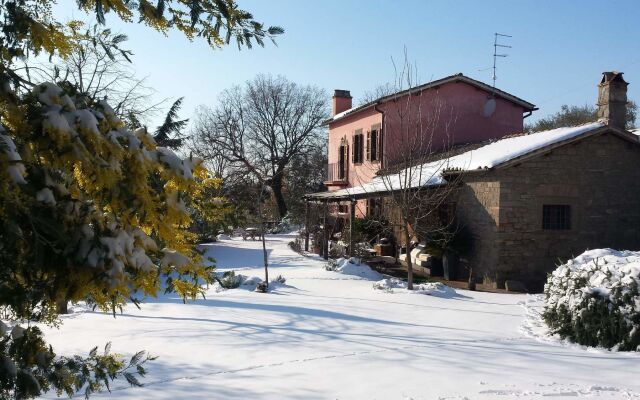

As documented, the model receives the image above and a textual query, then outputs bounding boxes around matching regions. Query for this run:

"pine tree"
[154,97,189,149]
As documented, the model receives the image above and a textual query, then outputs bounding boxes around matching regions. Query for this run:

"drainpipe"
[523,110,533,119]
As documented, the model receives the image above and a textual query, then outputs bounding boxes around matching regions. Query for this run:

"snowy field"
[41,234,640,399]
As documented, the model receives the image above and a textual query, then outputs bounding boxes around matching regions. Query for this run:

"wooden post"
[304,200,310,252]
[323,200,329,260]
[349,200,356,258]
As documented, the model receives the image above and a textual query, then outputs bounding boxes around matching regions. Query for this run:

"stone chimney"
[332,89,352,116]
[597,71,628,129]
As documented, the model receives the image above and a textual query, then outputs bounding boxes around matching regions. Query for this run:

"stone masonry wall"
[455,176,501,283]
[461,132,640,292]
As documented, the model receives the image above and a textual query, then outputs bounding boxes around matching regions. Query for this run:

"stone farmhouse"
[304,72,640,292]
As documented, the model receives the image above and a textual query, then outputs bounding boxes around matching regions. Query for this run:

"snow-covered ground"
[41,234,640,399]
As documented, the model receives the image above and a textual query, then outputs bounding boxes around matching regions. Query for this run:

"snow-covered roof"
[307,122,610,200]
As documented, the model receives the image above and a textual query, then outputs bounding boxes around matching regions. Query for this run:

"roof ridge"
[525,120,603,135]
[326,73,537,125]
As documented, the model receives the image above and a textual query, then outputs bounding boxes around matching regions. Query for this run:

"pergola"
[302,189,377,260]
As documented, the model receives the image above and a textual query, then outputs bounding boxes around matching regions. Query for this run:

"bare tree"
[357,82,396,106]
[190,74,329,218]
[525,101,637,132]
[359,58,463,290]
[26,25,165,125]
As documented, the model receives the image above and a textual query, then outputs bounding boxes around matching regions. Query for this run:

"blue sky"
[55,0,640,129]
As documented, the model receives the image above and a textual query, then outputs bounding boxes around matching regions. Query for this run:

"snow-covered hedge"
[543,249,640,351]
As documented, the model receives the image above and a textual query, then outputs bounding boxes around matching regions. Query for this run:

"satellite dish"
[483,98,496,117]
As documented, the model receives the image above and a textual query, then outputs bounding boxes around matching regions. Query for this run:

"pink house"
[324,73,536,217]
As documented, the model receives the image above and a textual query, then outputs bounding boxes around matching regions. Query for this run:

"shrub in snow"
[326,258,383,280]
[255,281,269,293]
[273,274,286,284]
[241,276,263,287]
[270,214,292,234]
[543,249,640,351]
[0,325,153,399]
[288,240,302,253]
[329,242,346,259]
[216,271,244,289]
[373,278,452,295]
[325,259,339,271]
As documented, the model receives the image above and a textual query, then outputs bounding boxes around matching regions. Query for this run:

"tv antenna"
[482,33,512,118]
[492,32,512,91]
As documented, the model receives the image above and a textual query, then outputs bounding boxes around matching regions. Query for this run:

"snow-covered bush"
[216,271,243,289]
[373,278,453,295]
[543,249,640,351]
[326,258,383,280]
[270,214,293,234]
[325,258,339,271]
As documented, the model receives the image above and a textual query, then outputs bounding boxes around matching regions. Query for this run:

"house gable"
[327,73,536,126]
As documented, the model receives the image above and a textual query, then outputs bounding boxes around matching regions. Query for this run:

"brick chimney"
[597,71,628,129]
[332,89,352,116]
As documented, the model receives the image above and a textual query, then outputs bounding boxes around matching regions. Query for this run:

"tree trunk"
[404,226,414,290]
[56,298,68,314]
[304,201,310,252]
[468,267,476,291]
[259,183,269,292]
[269,174,288,218]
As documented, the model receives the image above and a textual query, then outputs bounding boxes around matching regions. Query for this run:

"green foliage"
[526,102,637,132]
[0,0,282,68]
[215,271,242,289]
[0,326,154,399]
[154,97,188,149]
[543,258,640,351]
[284,148,327,223]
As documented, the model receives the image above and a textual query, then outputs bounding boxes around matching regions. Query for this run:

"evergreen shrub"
[543,249,640,351]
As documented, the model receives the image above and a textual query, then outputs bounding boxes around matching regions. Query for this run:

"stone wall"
[455,175,501,284]
[460,132,640,292]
